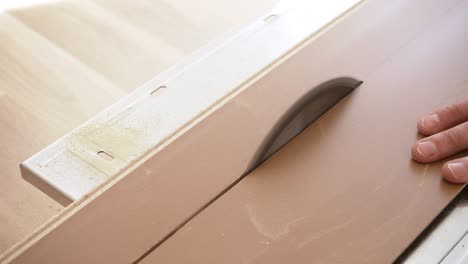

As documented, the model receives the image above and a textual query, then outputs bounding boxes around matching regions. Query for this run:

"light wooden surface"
[0,0,276,255]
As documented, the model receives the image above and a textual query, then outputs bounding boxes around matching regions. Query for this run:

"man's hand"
[412,99,468,183]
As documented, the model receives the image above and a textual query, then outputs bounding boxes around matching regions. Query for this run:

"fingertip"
[442,160,468,184]
[417,119,433,136]
[411,143,422,162]
[411,141,438,163]
[442,162,461,183]
[417,114,440,136]
[412,143,429,163]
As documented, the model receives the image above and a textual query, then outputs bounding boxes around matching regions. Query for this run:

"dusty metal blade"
[246,76,362,173]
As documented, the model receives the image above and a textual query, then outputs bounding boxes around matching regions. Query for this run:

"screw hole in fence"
[97,150,114,161]
[264,14,278,24]
[151,85,167,95]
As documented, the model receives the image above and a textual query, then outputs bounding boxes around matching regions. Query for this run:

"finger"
[442,157,468,183]
[412,122,468,163]
[418,98,468,136]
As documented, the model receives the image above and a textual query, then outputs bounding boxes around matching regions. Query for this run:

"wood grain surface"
[0,0,276,255]
[0,13,125,253]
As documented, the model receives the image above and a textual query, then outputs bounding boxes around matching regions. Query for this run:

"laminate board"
[141,1,468,263]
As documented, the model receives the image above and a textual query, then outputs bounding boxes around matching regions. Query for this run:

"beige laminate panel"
[4,0,466,263]
[0,14,125,254]
[142,1,468,263]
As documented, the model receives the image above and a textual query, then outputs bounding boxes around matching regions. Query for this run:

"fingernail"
[448,162,468,180]
[421,114,440,129]
[416,141,438,158]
